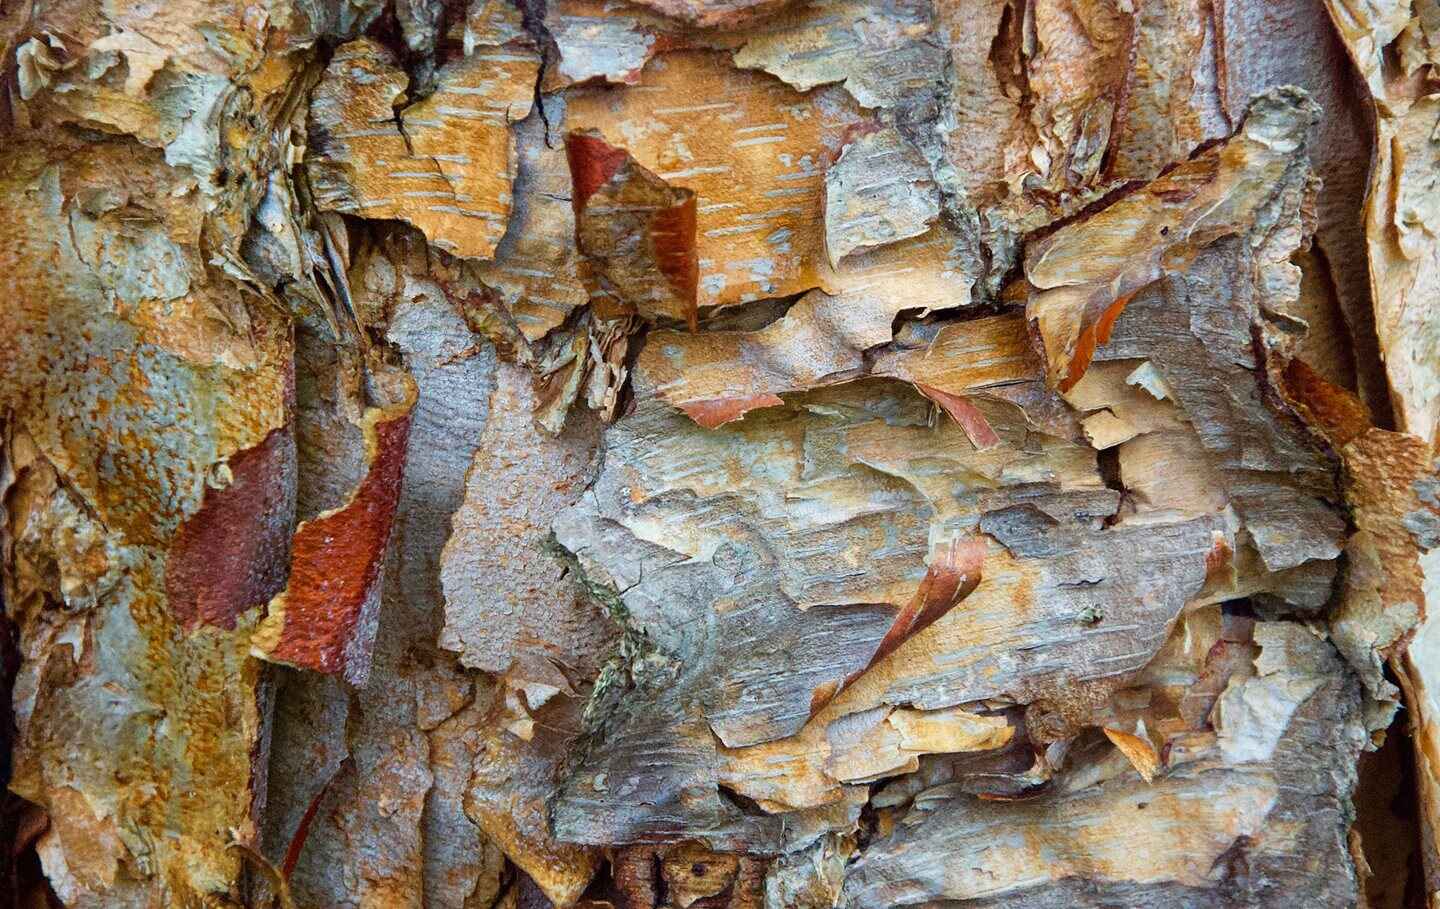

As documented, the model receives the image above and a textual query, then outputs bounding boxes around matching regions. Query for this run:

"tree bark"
[1,0,1437,907]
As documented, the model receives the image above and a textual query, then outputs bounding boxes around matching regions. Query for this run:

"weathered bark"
[1,0,1438,907]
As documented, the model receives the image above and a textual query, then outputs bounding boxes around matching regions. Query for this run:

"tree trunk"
[1,0,1437,907]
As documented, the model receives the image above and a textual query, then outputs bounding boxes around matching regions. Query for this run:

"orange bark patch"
[1103,727,1161,782]
[679,394,786,429]
[1281,357,1372,447]
[1059,290,1137,393]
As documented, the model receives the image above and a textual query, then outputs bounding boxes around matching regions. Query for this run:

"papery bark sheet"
[3,0,1439,906]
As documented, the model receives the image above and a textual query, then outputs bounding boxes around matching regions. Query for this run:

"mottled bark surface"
[1,0,1438,907]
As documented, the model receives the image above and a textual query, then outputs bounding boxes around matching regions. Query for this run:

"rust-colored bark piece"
[866,537,985,673]
[252,382,416,683]
[1024,88,1318,393]
[566,130,700,329]
[166,426,297,631]
[261,241,517,907]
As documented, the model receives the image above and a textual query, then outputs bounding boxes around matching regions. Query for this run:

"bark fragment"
[824,127,940,269]
[263,229,511,908]
[305,22,539,261]
[562,50,971,312]
[473,105,591,341]
[251,376,416,683]
[5,0,1437,904]
[567,130,700,329]
[840,619,1368,907]
[1025,88,1345,573]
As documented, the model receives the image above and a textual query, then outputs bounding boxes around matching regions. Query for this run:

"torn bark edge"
[916,384,1002,448]
[666,369,1011,437]
[250,377,418,684]
[678,394,786,430]
[1282,356,1440,890]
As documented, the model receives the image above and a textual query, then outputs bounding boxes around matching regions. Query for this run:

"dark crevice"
[1,595,57,909]
[694,290,809,333]
[514,0,556,144]
[1096,444,1126,527]
[1354,702,1422,908]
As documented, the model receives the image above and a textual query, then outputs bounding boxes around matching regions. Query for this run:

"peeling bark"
[3,0,1438,905]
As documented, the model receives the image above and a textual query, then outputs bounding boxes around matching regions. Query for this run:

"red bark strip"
[809,537,986,718]
[252,393,415,682]
[678,394,786,429]
[915,384,1002,449]
[868,537,986,669]
[282,757,353,878]
[1058,289,1138,393]
[166,427,297,631]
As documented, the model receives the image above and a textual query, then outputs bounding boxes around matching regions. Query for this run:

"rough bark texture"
[1,0,1438,907]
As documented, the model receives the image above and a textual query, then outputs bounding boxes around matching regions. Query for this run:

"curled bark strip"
[867,537,986,672]
[803,536,988,757]
[281,757,353,879]
[1055,290,1139,394]
[566,130,699,330]
[915,385,1002,449]
[1282,357,1371,448]
[166,427,297,631]
[252,383,417,683]
[1102,727,1160,783]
